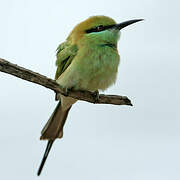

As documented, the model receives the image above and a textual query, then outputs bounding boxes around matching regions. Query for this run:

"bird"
[37,15,143,176]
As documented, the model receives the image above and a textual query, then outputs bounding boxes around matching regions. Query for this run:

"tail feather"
[37,140,54,176]
[40,101,71,140]
[37,101,71,176]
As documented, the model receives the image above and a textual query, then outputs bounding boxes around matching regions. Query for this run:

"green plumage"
[55,42,78,80]
[56,28,120,91]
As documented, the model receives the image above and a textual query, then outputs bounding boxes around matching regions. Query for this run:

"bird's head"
[67,16,143,47]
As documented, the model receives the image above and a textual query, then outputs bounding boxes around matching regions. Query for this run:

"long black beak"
[114,19,144,30]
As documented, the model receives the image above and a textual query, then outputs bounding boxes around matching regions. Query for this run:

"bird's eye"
[96,25,104,31]
[85,25,104,33]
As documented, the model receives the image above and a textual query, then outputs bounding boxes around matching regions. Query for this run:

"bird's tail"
[37,101,71,176]
[40,101,71,140]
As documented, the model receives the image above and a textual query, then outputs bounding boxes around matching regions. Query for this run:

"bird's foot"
[55,87,71,99]
[92,90,99,103]
[64,87,69,96]
[63,86,75,97]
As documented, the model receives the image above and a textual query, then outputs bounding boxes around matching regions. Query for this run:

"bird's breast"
[74,45,120,91]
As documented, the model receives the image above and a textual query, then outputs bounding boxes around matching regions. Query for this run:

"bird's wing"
[55,41,78,80]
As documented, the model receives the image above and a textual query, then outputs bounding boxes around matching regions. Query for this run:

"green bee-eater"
[37,15,143,176]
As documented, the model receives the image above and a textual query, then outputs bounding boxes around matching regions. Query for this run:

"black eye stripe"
[85,24,115,33]
[85,25,103,33]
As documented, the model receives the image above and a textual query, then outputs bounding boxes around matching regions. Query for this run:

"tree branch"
[0,58,133,106]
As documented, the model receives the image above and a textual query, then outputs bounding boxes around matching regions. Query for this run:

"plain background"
[0,0,180,179]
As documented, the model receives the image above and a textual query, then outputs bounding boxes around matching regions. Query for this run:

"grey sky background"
[0,0,180,179]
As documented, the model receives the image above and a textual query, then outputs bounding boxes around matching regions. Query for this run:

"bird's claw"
[63,86,75,97]
[63,87,70,96]
[92,90,99,103]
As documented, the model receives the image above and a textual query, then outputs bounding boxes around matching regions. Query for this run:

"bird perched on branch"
[37,15,143,176]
